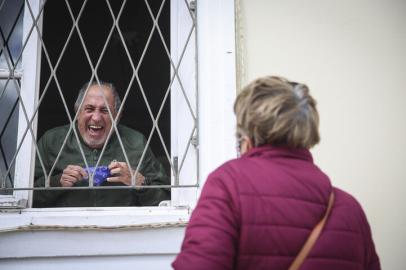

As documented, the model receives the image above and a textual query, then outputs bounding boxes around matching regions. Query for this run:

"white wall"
[239,0,406,269]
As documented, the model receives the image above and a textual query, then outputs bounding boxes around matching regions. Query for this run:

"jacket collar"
[242,145,313,163]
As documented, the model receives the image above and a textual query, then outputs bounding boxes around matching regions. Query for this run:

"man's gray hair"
[74,81,122,113]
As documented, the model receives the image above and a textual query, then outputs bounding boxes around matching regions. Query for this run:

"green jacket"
[33,124,170,207]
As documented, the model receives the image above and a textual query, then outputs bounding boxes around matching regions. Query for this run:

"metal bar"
[0,184,199,191]
[1,0,200,196]
[0,70,23,79]
[25,0,84,188]
[194,0,199,187]
[0,0,47,104]
[145,0,197,121]
[178,125,196,173]
[1,0,50,187]
[150,24,197,177]
[0,1,25,67]
[173,156,179,186]
[139,0,197,180]
[0,0,7,12]
[1,0,89,189]
[0,88,20,185]
[10,0,93,189]
[1,11,49,186]
[101,0,141,186]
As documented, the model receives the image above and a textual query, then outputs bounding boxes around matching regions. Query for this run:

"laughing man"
[33,81,169,207]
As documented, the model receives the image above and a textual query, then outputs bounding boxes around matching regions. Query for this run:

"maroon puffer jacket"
[172,146,380,270]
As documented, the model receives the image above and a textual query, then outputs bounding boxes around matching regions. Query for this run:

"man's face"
[77,85,117,149]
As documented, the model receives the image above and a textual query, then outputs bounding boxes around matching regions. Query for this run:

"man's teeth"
[89,125,103,130]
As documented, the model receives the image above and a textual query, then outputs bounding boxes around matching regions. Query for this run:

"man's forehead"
[81,85,114,108]
[86,85,112,96]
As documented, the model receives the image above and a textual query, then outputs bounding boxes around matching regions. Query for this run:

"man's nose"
[91,111,102,121]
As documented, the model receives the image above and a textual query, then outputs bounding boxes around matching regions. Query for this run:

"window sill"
[0,206,191,232]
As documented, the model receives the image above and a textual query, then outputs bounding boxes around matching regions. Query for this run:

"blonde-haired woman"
[173,76,380,270]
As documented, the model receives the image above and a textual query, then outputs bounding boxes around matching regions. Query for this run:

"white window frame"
[170,0,198,207]
[0,0,41,208]
[0,0,236,228]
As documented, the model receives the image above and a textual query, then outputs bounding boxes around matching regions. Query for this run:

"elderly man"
[33,81,170,207]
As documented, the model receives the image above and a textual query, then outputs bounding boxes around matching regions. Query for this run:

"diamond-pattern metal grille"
[0,0,24,194]
[0,0,197,200]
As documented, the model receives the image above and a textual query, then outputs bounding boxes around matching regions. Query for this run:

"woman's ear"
[245,136,254,150]
[241,136,253,154]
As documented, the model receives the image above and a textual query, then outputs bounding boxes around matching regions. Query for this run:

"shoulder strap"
[288,191,335,270]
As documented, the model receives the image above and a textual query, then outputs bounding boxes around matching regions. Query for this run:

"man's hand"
[60,165,88,187]
[108,161,145,189]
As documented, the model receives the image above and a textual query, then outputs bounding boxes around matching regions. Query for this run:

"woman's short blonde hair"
[234,76,320,149]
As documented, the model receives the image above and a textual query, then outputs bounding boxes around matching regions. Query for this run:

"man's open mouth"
[88,125,104,135]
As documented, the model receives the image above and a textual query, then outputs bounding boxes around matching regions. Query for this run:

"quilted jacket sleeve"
[361,207,381,270]
[172,168,240,270]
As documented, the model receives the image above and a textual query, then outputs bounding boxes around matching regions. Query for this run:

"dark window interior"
[38,0,171,173]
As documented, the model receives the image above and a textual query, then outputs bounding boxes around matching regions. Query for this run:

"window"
[0,0,199,208]
[0,0,237,227]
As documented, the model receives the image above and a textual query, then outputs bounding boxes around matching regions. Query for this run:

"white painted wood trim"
[0,206,190,231]
[0,227,186,260]
[196,0,237,197]
[0,207,189,260]
[170,0,198,207]
[12,0,42,207]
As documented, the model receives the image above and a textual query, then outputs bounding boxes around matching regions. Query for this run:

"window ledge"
[0,206,191,232]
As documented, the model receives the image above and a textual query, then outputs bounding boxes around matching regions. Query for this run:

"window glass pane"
[0,0,24,194]
[0,80,19,194]
[0,0,24,69]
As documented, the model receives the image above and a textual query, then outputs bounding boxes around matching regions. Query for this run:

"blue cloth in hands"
[83,166,112,186]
